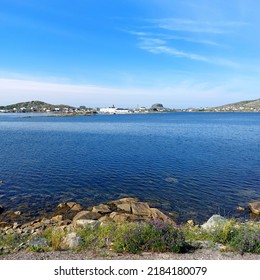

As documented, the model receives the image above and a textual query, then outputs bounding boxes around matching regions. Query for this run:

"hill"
[0,100,75,112]
[210,98,260,112]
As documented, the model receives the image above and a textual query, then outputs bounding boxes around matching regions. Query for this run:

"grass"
[182,219,260,255]
[1,219,260,255]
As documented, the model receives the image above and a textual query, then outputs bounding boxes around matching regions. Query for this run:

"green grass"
[1,219,260,255]
[182,220,260,254]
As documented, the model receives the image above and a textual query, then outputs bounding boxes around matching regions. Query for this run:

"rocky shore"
[0,197,260,259]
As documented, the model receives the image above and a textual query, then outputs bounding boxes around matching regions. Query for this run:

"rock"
[51,215,63,223]
[73,219,100,229]
[14,211,22,216]
[41,218,51,225]
[28,237,48,248]
[92,204,112,214]
[0,222,11,228]
[0,180,3,185]
[58,219,72,226]
[98,215,114,223]
[117,203,131,213]
[110,213,129,223]
[73,210,101,221]
[108,197,139,206]
[164,177,178,183]
[66,202,82,211]
[31,222,43,229]
[236,206,245,212]
[0,205,4,214]
[149,208,169,222]
[110,212,149,223]
[13,222,20,229]
[201,215,228,230]
[57,203,66,208]
[61,232,82,249]
[248,201,260,215]
[187,220,195,227]
[131,202,151,216]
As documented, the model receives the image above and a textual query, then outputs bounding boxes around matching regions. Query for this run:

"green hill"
[0,100,75,111]
[211,98,260,112]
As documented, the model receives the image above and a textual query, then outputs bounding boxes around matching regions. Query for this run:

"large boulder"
[108,197,139,206]
[131,202,151,216]
[73,219,100,229]
[73,210,101,221]
[149,208,169,222]
[117,203,131,213]
[248,201,260,215]
[201,215,228,230]
[110,212,130,223]
[92,204,112,214]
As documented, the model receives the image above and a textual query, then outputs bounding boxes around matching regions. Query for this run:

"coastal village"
[0,98,260,114]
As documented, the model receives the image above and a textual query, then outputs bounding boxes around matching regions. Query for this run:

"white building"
[99,106,117,114]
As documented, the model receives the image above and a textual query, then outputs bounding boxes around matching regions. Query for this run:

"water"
[0,112,260,223]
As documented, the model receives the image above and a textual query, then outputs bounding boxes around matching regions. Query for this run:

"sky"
[0,0,260,108]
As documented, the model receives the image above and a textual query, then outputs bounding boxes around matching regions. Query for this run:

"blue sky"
[0,0,260,108]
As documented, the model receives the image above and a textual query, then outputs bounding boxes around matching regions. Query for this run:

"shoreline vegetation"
[0,197,260,259]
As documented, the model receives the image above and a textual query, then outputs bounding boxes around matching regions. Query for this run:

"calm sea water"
[0,112,260,223]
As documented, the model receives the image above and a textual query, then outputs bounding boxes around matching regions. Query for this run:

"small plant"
[228,225,260,255]
[113,220,188,254]
[43,228,66,251]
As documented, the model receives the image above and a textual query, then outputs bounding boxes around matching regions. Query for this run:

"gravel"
[0,248,260,260]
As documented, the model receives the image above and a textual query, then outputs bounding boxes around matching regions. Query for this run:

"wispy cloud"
[136,34,238,68]
[153,18,248,34]
[125,16,242,68]
[140,43,210,63]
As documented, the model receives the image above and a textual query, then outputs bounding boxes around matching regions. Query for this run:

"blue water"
[0,112,260,223]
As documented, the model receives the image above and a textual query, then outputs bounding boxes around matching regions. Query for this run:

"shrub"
[113,220,187,254]
[228,225,260,255]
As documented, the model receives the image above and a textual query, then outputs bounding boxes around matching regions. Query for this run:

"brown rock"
[149,208,169,222]
[98,215,114,223]
[58,219,72,226]
[108,197,139,206]
[57,203,66,208]
[187,220,195,227]
[110,213,129,223]
[92,204,112,214]
[249,201,260,215]
[73,219,100,229]
[71,204,82,211]
[32,222,43,229]
[51,215,63,223]
[66,202,82,211]
[236,206,245,212]
[117,203,131,213]
[131,202,151,216]
[73,210,101,221]
[0,222,11,228]
[126,214,150,222]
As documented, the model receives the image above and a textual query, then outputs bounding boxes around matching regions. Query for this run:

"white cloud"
[154,18,248,34]
[1,75,258,108]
